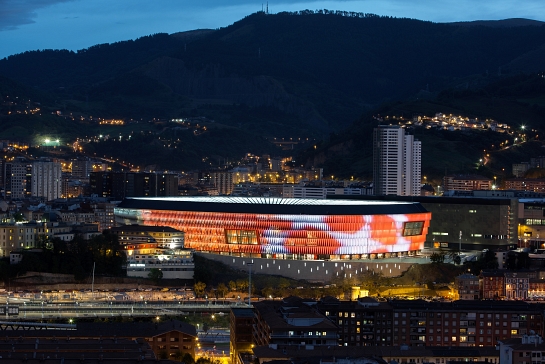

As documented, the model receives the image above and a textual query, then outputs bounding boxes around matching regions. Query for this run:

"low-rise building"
[455,273,480,300]
[498,333,545,364]
[480,270,506,299]
[443,175,493,191]
[253,297,338,348]
[112,225,193,279]
[505,272,530,300]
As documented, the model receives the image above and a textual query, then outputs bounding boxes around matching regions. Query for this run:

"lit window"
[403,221,424,236]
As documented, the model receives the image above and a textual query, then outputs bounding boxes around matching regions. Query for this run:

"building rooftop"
[110,225,183,233]
[117,196,428,215]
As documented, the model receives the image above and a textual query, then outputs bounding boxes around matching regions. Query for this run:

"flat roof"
[116,197,428,215]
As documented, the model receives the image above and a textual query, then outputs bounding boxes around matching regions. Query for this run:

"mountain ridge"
[0,12,545,176]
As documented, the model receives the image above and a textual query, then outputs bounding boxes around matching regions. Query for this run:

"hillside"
[300,73,545,180]
[0,12,545,174]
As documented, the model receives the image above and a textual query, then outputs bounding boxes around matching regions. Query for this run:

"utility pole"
[247,263,254,306]
[459,230,462,254]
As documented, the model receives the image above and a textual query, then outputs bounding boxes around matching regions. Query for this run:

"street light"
[247,263,254,306]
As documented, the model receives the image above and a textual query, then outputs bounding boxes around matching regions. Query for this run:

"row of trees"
[4,231,126,283]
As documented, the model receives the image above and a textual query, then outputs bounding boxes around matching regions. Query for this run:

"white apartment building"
[5,159,62,201]
[209,171,234,195]
[31,161,62,201]
[0,222,52,257]
[373,125,421,196]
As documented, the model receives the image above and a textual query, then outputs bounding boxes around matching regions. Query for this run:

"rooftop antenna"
[267,1,269,14]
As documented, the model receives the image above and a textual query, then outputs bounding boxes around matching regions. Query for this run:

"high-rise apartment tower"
[373,125,421,196]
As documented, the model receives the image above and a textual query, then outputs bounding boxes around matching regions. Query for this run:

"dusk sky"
[1,0,545,59]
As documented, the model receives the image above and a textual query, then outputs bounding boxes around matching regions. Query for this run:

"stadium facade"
[114,197,431,260]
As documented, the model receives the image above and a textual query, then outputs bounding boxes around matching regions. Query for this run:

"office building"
[373,125,421,196]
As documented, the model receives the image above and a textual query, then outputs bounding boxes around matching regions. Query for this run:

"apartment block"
[373,125,421,196]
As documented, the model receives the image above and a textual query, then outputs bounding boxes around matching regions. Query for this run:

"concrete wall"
[199,253,413,283]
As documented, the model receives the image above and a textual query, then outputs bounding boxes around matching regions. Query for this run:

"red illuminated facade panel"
[115,197,431,259]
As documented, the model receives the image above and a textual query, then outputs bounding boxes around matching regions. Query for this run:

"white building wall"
[31,161,62,201]
[373,126,421,196]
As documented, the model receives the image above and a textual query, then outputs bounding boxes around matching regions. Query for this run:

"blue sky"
[1,0,545,59]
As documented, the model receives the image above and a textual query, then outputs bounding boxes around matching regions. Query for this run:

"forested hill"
[1,12,545,134]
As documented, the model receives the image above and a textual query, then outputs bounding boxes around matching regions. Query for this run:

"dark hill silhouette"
[1,12,545,133]
[450,18,545,28]
[0,12,545,174]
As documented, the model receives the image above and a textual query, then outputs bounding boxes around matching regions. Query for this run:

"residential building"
[505,272,530,300]
[252,345,499,364]
[31,160,62,201]
[443,175,493,192]
[316,296,393,346]
[4,158,32,199]
[208,171,235,195]
[252,297,338,348]
[230,308,255,364]
[373,125,421,196]
[455,273,480,300]
[0,320,196,362]
[90,172,178,199]
[480,270,507,299]
[505,179,545,193]
[0,222,51,257]
[497,333,545,364]
[389,300,543,347]
[71,159,95,179]
[512,163,530,178]
[111,225,192,279]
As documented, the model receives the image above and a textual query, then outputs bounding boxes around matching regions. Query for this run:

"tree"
[181,353,195,364]
[448,250,461,265]
[236,279,248,291]
[262,286,274,299]
[481,250,499,269]
[278,278,290,289]
[506,252,517,270]
[228,281,237,292]
[11,212,24,222]
[516,252,531,270]
[194,281,206,298]
[430,251,446,264]
[453,255,462,265]
[216,283,228,299]
[148,268,163,284]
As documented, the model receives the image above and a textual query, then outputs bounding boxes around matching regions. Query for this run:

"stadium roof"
[116,197,429,215]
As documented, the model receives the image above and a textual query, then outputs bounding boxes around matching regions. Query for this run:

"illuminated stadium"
[114,197,431,260]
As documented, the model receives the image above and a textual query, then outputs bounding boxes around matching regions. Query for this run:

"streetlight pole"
[247,263,254,306]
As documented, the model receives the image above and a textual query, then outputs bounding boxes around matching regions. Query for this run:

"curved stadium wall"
[114,197,431,260]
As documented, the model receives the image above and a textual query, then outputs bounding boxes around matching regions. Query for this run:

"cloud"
[0,0,74,31]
